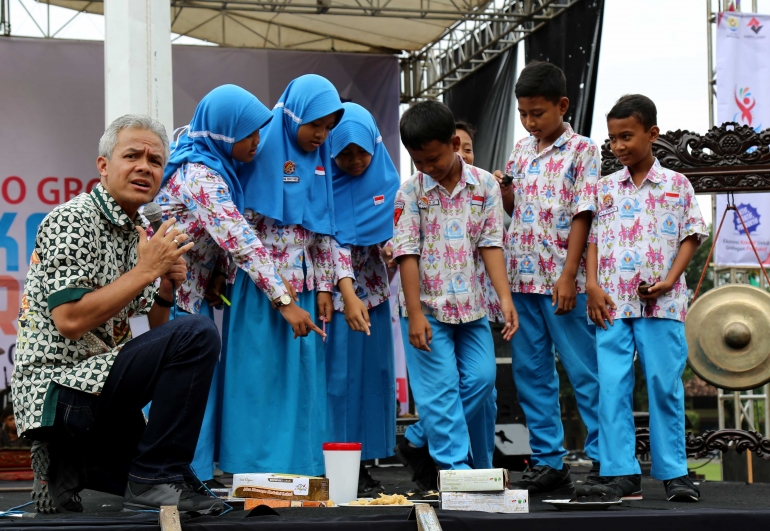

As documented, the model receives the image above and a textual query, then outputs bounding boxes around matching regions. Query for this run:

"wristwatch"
[272,293,292,309]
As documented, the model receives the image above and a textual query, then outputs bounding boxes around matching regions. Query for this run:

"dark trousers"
[33,315,219,495]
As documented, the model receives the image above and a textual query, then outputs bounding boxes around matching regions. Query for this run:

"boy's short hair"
[455,121,476,142]
[400,100,456,151]
[515,61,567,103]
[607,94,658,131]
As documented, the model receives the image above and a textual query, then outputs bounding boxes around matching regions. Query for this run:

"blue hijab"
[162,84,272,210]
[242,74,343,236]
[329,103,400,247]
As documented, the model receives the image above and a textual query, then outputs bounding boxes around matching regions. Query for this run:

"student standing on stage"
[153,85,320,483]
[494,61,600,497]
[326,102,401,495]
[218,74,351,476]
[393,100,518,482]
[586,95,707,502]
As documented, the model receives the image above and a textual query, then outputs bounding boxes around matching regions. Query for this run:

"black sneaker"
[394,441,438,491]
[123,481,225,514]
[576,461,607,497]
[31,441,84,514]
[510,464,575,497]
[47,442,85,513]
[589,474,643,500]
[203,478,227,490]
[664,475,700,502]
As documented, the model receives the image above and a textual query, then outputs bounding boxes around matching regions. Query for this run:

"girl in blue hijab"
[219,75,350,476]
[325,103,400,492]
[152,84,314,484]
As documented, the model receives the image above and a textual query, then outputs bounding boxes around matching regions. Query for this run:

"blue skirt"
[325,303,396,461]
[218,268,327,475]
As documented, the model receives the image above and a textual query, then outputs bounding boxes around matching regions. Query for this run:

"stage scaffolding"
[706,0,770,438]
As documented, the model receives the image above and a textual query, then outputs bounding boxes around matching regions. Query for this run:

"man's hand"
[317,291,334,323]
[408,313,433,352]
[552,273,577,315]
[344,296,371,335]
[500,297,519,340]
[204,270,227,307]
[638,280,673,300]
[279,302,325,339]
[159,257,187,299]
[587,284,615,330]
[136,218,193,280]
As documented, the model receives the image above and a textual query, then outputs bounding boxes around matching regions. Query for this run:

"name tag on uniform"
[129,315,150,338]
[514,172,526,180]
[599,206,618,217]
[284,176,300,183]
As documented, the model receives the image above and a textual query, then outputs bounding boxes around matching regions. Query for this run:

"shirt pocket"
[656,206,680,242]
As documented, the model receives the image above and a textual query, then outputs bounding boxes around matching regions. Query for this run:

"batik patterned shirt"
[12,185,156,434]
[244,211,353,293]
[392,159,505,324]
[505,124,599,294]
[588,159,708,322]
[332,244,390,312]
[155,163,288,313]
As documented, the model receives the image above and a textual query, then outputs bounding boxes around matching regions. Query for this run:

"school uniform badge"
[373,195,385,205]
[315,166,326,176]
[394,200,405,225]
[418,196,430,209]
[471,195,485,209]
[284,161,296,174]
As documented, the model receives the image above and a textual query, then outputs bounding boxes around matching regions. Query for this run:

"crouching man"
[13,114,223,514]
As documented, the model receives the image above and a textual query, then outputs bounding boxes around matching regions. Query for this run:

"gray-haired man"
[13,115,223,514]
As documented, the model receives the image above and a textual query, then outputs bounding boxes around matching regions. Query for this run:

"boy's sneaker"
[575,461,607,497]
[664,476,700,502]
[510,464,575,497]
[33,441,84,513]
[123,481,225,514]
[589,474,643,500]
[394,441,438,491]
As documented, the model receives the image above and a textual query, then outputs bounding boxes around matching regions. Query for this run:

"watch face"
[280,294,292,305]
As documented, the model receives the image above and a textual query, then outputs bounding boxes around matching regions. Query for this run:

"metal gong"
[686,284,770,391]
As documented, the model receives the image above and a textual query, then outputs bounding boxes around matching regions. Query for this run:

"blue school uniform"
[325,103,400,460]
[148,85,273,480]
[218,75,344,475]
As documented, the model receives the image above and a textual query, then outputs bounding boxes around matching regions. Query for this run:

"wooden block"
[159,506,182,531]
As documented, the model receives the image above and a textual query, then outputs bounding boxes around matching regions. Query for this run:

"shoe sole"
[621,492,643,501]
[123,503,225,515]
[667,493,698,502]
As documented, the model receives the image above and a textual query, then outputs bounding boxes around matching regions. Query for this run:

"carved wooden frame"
[635,428,770,461]
[601,122,770,192]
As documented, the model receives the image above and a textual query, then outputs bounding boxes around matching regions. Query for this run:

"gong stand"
[601,122,770,473]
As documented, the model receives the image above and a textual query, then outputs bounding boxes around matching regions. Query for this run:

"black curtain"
[525,0,605,137]
[444,46,518,173]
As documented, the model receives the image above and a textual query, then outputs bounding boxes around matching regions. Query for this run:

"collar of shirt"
[619,158,664,187]
[523,123,575,157]
[89,183,143,229]
[422,155,479,195]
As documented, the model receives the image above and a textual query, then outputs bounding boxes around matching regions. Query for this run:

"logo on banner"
[733,203,761,235]
[727,15,740,32]
[733,86,762,131]
[748,17,764,34]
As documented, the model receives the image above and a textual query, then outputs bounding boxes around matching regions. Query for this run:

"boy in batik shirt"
[392,101,518,482]
[587,94,708,502]
[495,61,600,497]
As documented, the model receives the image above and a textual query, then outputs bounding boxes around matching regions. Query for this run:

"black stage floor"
[1,465,770,529]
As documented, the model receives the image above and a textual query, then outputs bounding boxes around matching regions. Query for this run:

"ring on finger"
[172,238,180,245]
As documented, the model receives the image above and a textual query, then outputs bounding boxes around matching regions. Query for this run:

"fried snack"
[349,493,413,506]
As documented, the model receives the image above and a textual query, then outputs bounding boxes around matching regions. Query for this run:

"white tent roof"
[42,0,492,53]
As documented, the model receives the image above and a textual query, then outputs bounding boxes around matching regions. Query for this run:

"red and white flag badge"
[664,191,680,201]
[373,195,385,205]
[315,166,325,176]
[471,195,485,208]
[394,200,405,225]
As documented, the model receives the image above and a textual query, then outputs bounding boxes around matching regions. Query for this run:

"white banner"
[715,12,770,267]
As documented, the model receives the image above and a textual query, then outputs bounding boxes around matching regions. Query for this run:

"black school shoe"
[510,464,575,497]
[575,461,607,497]
[589,474,643,500]
[394,441,438,492]
[664,475,700,502]
[358,463,384,497]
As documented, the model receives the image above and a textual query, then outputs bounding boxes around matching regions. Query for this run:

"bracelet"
[154,292,175,308]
